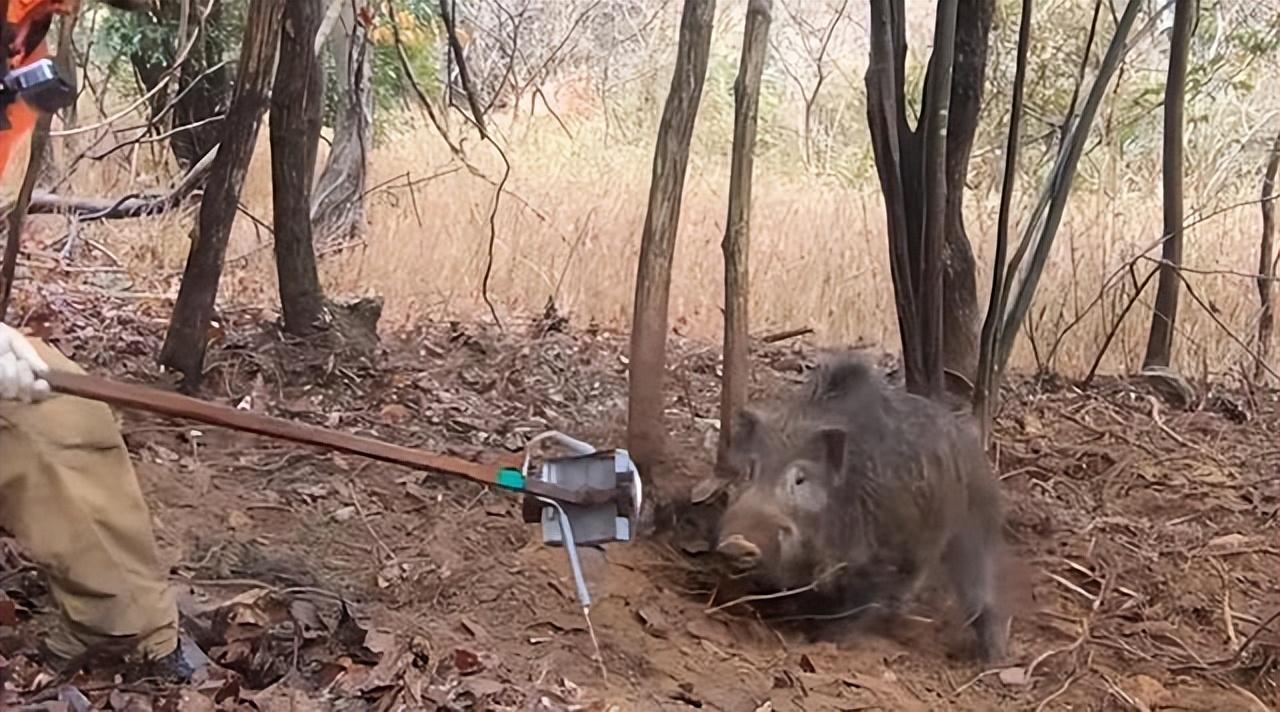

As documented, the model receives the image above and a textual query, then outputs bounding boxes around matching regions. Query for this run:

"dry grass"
[29,98,1278,383]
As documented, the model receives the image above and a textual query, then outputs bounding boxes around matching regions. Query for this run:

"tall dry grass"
[21,0,1279,383]
[46,106,1271,382]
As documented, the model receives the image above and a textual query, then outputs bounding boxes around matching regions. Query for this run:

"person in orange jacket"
[0,0,204,681]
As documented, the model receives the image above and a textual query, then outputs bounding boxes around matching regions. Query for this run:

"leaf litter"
[0,286,1275,709]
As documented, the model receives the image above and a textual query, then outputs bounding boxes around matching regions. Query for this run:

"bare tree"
[160,0,286,387]
[312,0,372,246]
[1257,128,1280,383]
[985,0,1144,398]
[271,0,327,335]
[974,0,1031,433]
[1142,0,1196,370]
[865,0,991,397]
[717,0,772,473]
[772,0,846,171]
[628,0,715,480]
[130,0,231,170]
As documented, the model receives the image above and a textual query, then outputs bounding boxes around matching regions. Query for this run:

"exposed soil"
[2,290,1277,710]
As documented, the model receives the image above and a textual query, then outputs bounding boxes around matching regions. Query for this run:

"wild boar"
[715,353,1008,661]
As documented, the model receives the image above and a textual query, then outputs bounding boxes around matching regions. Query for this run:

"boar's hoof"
[717,535,761,570]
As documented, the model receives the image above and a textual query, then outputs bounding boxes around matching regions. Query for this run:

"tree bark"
[865,0,990,397]
[628,0,715,480]
[1142,0,1194,370]
[130,0,231,170]
[311,0,372,246]
[1256,129,1280,383]
[159,0,285,388]
[271,0,327,335]
[866,0,919,385]
[939,0,992,384]
[717,0,771,473]
[975,0,1032,434]
[918,1,959,398]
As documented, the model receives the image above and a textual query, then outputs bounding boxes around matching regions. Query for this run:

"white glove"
[0,323,50,403]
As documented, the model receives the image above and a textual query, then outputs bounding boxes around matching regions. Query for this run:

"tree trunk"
[311,0,372,246]
[271,0,327,335]
[865,0,990,397]
[159,0,285,388]
[939,0,993,385]
[1142,0,1194,370]
[130,0,230,170]
[717,0,771,473]
[628,0,715,481]
[1256,129,1280,383]
[918,1,959,398]
[975,0,1032,434]
[866,0,920,386]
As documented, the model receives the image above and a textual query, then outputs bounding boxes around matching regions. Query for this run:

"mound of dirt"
[1,299,1276,710]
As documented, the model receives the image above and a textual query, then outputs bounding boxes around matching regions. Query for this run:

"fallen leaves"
[451,647,484,676]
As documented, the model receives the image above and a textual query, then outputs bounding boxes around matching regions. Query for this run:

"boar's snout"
[716,534,762,570]
[716,496,803,579]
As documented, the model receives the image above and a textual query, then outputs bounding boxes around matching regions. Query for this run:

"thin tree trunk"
[938,0,993,385]
[312,0,372,245]
[866,0,920,387]
[628,0,715,481]
[42,11,78,181]
[271,0,326,335]
[1256,129,1280,383]
[975,0,1032,434]
[717,0,771,473]
[159,0,285,388]
[918,0,959,398]
[1142,0,1195,370]
[438,0,487,135]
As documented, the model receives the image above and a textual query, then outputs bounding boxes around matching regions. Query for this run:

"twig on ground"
[1035,670,1084,712]
[705,563,847,614]
[349,479,399,565]
[760,327,813,343]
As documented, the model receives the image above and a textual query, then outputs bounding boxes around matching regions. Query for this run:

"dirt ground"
[2,290,1278,711]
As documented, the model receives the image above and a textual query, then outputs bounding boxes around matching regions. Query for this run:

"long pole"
[45,370,615,506]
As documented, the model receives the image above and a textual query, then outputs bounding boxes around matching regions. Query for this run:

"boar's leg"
[942,523,1008,662]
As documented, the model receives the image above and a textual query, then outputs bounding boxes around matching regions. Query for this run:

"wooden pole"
[44,370,615,506]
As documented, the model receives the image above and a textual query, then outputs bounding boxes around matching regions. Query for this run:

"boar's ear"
[812,427,847,472]
[810,354,872,401]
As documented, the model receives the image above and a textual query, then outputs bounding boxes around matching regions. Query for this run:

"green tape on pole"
[496,468,525,491]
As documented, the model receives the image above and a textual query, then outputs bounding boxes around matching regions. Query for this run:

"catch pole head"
[521,448,641,546]
[514,434,642,610]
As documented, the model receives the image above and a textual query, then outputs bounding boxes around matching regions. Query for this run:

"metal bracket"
[518,431,642,608]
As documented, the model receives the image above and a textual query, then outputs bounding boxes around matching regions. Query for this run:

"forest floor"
[1,285,1278,711]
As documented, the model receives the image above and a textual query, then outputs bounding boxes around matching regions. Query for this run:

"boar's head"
[715,403,851,591]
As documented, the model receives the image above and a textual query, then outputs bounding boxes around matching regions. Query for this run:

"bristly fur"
[717,347,1009,660]
[806,350,875,398]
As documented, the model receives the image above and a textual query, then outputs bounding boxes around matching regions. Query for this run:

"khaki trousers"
[0,338,177,659]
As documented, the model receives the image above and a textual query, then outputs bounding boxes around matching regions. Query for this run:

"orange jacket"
[0,0,76,178]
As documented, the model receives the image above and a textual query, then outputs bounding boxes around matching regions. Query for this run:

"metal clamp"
[518,431,642,608]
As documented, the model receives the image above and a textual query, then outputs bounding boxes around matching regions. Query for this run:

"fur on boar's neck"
[719,352,978,593]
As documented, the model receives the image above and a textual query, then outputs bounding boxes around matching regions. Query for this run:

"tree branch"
[24,145,217,221]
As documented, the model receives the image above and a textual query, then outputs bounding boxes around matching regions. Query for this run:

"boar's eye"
[785,464,827,512]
